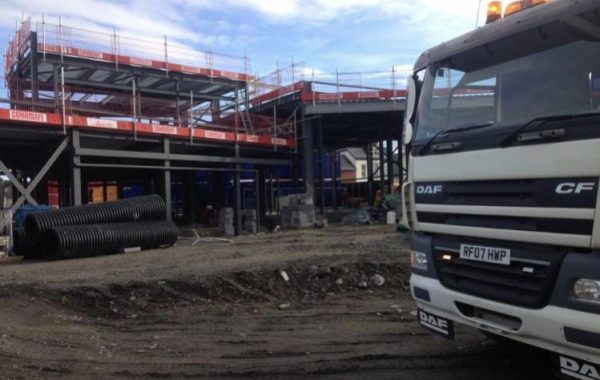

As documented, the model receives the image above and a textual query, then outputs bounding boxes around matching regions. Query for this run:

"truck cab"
[404,0,600,376]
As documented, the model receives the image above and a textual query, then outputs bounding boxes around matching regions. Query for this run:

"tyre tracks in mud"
[0,226,554,379]
[0,289,552,379]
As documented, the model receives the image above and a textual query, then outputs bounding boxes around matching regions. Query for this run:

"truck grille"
[432,237,567,309]
[415,178,598,208]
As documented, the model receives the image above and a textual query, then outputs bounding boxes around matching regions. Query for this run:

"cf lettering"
[556,182,595,194]
[556,183,576,194]
[576,183,596,193]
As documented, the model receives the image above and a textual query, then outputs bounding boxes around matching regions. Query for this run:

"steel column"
[386,138,394,193]
[71,130,82,206]
[255,170,261,231]
[185,171,196,224]
[276,170,281,211]
[366,144,374,206]
[163,137,172,221]
[331,150,338,210]
[258,167,266,221]
[378,139,385,193]
[317,119,325,216]
[234,145,242,235]
[302,109,315,194]
[292,155,300,193]
[269,170,274,214]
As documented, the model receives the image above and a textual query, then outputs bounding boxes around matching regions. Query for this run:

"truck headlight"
[572,279,600,303]
[411,250,428,271]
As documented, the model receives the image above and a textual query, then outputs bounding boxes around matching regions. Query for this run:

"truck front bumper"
[411,273,600,364]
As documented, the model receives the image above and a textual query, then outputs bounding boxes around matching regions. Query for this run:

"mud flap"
[418,308,455,340]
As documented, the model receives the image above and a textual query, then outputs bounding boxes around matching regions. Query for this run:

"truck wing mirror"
[404,75,418,145]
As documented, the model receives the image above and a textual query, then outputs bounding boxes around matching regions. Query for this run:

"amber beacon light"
[486,1,503,23]
[504,0,524,16]
[529,0,551,5]
[485,0,551,24]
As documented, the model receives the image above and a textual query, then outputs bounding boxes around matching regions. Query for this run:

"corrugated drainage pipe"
[41,220,178,260]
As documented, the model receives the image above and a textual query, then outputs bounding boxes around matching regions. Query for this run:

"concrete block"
[244,221,257,234]
[223,225,235,236]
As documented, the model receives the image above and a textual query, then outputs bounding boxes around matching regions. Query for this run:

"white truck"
[404,0,600,378]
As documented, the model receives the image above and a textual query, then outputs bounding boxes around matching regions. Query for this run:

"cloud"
[0,0,215,45]
[0,0,484,80]
[222,0,481,74]
[221,0,480,24]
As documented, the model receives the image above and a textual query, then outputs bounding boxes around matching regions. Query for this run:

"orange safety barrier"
[0,108,296,149]
[2,76,296,149]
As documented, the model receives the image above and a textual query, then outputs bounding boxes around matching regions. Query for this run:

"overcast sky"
[1,0,483,82]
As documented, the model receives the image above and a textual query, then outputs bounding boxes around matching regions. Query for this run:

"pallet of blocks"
[219,207,235,236]
[280,193,315,229]
[242,209,258,234]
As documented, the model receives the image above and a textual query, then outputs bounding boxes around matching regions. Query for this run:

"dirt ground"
[0,225,556,379]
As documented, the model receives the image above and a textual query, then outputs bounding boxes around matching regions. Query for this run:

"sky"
[0,0,484,88]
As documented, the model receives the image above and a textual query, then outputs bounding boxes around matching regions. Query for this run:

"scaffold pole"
[392,66,397,110]
[113,26,118,71]
[61,65,66,134]
[58,16,63,64]
[164,35,168,77]
[189,90,194,145]
[42,14,46,62]
[336,69,341,110]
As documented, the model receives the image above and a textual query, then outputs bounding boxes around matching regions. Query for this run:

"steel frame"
[0,136,69,213]
[2,17,407,231]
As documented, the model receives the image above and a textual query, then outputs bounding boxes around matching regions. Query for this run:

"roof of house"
[344,147,367,160]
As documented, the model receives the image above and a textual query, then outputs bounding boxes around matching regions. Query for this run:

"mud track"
[0,226,553,379]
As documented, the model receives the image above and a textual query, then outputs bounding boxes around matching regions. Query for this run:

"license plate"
[460,244,511,266]
[418,308,455,340]
[555,354,600,380]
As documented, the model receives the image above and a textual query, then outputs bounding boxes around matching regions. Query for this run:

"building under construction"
[1,18,405,234]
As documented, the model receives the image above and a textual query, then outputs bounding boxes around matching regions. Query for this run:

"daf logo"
[419,311,448,330]
[416,185,443,194]
[559,356,600,380]
[555,182,595,194]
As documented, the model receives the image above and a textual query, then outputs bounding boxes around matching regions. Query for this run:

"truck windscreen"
[415,28,600,143]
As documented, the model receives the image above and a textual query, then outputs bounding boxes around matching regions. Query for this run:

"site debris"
[0,226,552,379]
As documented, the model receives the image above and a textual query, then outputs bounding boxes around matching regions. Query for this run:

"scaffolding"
[3,18,296,149]
[0,17,405,229]
[250,61,408,107]
[6,19,251,82]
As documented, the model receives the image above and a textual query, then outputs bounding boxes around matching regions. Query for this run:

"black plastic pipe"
[41,220,178,260]
[12,228,25,256]
[24,195,166,241]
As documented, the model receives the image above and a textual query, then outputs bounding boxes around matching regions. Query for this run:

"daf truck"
[404,0,600,378]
